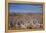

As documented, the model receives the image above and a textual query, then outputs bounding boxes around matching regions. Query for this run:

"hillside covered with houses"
[8,13,43,30]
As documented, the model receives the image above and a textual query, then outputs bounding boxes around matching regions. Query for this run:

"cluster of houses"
[9,15,43,29]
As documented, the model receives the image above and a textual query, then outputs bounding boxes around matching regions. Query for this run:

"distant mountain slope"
[8,12,42,16]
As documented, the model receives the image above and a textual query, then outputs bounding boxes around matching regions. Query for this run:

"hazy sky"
[8,4,43,13]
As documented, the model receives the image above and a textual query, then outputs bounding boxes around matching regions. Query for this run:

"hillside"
[8,12,43,30]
